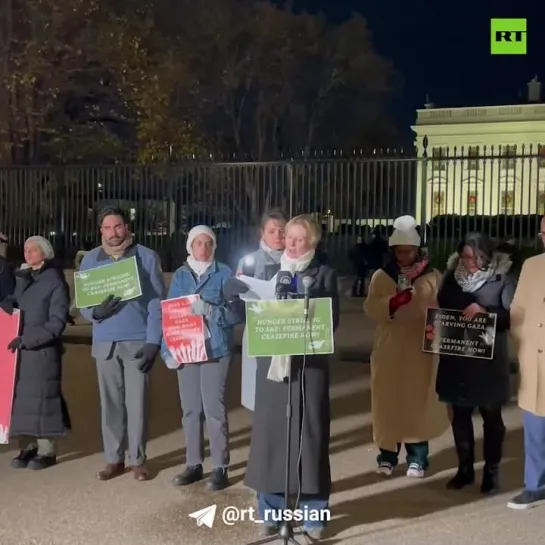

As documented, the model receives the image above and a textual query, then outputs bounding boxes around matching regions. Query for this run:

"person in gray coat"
[6,236,71,470]
[236,209,287,411]
[225,214,339,541]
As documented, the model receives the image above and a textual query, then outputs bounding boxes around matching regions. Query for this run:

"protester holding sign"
[161,225,240,492]
[364,215,448,479]
[6,236,71,470]
[235,209,287,411]
[436,232,517,494]
[79,207,166,482]
[227,214,339,540]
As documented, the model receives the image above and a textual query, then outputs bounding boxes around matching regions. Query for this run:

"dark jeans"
[450,404,505,470]
[257,492,329,529]
[377,441,429,469]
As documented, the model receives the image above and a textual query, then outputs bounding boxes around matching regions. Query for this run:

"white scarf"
[279,248,315,275]
[185,225,216,277]
[267,248,316,382]
[259,240,283,263]
[186,255,212,277]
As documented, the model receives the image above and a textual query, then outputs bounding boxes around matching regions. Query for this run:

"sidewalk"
[0,341,532,545]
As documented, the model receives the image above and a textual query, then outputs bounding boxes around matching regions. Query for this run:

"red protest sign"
[161,295,208,365]
[0,309,21,444]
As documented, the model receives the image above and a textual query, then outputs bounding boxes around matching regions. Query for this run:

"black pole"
[247,297,300,545]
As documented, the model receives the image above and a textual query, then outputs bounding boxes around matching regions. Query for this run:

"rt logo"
[490,18,527,55]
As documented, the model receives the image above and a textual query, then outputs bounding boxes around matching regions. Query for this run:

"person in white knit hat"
[161,225,240,492]
[364,215,449,478]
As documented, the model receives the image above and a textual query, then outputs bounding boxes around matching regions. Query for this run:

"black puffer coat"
[10,262,71,437]
[436,252,517,407]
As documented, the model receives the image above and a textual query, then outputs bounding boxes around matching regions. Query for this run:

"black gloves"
[91,295,124,321]
[7,336,23,352]
[0,299,14,315]
[135,343,159,373]
[223,278,249,301]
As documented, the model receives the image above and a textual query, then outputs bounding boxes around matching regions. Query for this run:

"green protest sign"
[245,298,334,357]
[74,256,142,308]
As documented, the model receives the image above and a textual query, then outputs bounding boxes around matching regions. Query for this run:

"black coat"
[243,258,339,496]
[435,252,517,407]
[0,256,15,301]
[10,262,71,437]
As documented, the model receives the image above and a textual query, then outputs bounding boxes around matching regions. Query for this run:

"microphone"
[302,276,313,320]
[276,270,293,300]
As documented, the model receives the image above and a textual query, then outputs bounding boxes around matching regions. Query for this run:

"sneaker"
[27,455,57,470]
[172,464,203,486]
[206,467,229,491]
[376,462,394,476]
[11,448,38,469]
[507,489,545,510]
[406,463,425,478]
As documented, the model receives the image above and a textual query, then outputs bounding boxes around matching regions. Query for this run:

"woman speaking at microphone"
[225,214,339,540]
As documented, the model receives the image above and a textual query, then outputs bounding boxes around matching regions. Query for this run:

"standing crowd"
[0,206,544,544]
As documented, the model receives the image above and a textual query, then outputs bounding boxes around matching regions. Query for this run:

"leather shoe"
[172,465,203,486]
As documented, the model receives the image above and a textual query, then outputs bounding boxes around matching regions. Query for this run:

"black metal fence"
[1,144,544,273]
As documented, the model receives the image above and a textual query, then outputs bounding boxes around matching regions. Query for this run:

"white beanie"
[25,235,55,260]
[186,225,216,255]
[388,215,421,247]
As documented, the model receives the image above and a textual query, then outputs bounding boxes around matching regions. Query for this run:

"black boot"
[481,465,499,494]
[447,467,475,490]
[11,447,38,469]
[447,405,475,490]
[480,405,505,495]
[172,464,203,486]
[27,454,57,470]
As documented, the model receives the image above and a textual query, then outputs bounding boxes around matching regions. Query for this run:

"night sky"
[296,0,544,140]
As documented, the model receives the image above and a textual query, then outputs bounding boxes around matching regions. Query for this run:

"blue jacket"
[160,261,240,362]
[79,244,166,346]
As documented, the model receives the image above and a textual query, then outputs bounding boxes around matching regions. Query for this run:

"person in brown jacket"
[365,215,449,479]
[508,216,545,510]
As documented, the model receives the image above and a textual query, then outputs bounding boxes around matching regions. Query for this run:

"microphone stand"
[247,291,301,545]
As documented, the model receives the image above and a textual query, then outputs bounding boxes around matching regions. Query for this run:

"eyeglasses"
[460,255,481,264]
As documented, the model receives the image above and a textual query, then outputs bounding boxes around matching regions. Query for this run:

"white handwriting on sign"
[83,273,133,295]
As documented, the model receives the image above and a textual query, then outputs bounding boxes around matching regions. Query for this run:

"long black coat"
[0,256,15,301]
[436,252,517,407]
[243,259,339,496]
[10,262,71,437]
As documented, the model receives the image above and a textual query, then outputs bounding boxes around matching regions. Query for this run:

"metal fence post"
[419,135,429,245]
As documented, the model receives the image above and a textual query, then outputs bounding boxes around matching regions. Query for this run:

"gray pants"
[18,437,55,456]
[94,341,149,466]
[177,355,231,468]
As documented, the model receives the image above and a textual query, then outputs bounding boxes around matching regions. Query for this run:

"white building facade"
[412,81,545,224]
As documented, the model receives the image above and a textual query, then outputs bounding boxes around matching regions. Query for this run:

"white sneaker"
[377,462,394,476]
[406,463,425,478]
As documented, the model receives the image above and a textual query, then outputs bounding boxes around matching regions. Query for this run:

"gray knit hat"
[25,236,55,260]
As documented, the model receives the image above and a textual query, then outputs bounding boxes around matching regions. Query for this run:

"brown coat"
[364,265,449,451]
[510,253,545,416]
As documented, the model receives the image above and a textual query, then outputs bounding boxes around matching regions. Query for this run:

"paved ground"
[0,300,537,545]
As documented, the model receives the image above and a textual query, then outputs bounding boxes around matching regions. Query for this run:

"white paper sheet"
[237,274,277,301]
